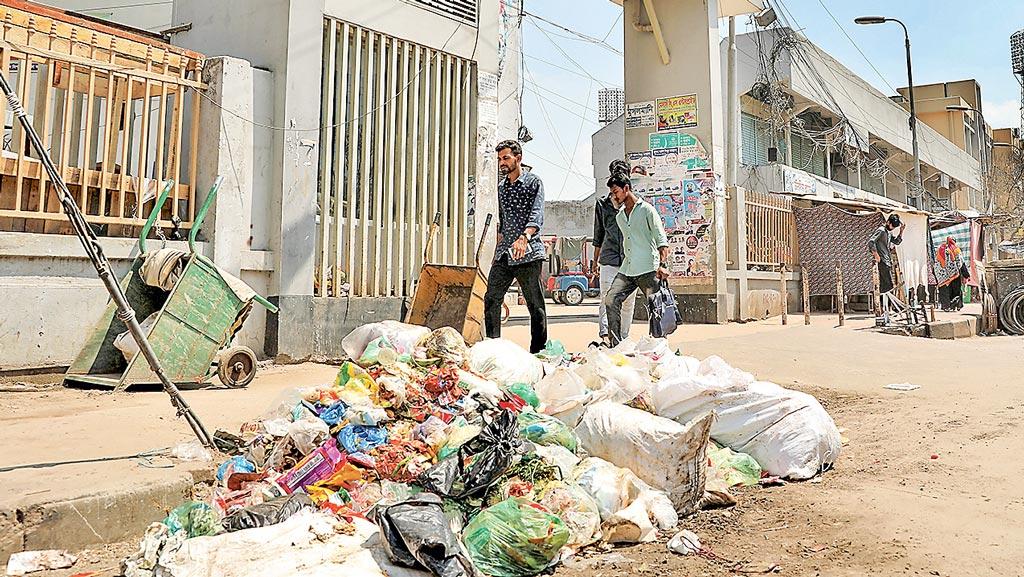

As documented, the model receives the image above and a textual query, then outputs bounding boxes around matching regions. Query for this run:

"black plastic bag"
[418,410,523,499]
[222,492,313,532]
[375,494,476,577]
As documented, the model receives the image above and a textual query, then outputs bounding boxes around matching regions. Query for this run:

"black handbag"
[648,280,681,338]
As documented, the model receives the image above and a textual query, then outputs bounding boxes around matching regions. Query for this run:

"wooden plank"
[438,54,452,264]
[81,38,98,211]
[154,63,168,187]
[836,262,845,327]
[117,74,132,223]
[395,40,409,296]
[316,19,336,297]
[802,265,810,324]
[187,83,200,222]
[407,45,422,293]
[346,25,362,297]
[331,21,350,298]
[780,263,787,325]
[136,62,153,219]
[452,59,464,265]
[371,31,386,297]
[382,36,397,296]
[359,30,374,297]
[168,63,185,216]
[429,49,441,263]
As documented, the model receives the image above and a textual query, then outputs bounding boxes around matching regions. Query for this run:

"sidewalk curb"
[1,467,211,564]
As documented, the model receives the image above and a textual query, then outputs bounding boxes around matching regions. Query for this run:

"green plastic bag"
[507,382,540,408]
[462,497,570,577]
[708,443,762,487]
[517,410,578,452]
[162,501,221,537]
[536,340,567,361]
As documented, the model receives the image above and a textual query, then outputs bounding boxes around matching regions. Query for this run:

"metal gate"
[316,18,478,298]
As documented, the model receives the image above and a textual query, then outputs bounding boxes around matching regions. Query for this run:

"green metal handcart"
[63,177,278,391]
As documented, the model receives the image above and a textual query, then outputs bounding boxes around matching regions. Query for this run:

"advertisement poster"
[668,224,713,278]
[656,94,698,131]
[625,101,656,129]
[649,132,680,150]
[652,147,680,167]
[627,151,653,175]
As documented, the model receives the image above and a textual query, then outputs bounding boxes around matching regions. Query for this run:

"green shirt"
[615,199,669,277]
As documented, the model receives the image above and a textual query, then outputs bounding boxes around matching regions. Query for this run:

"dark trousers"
[604,271,660,346]
[484,257,547,353]
[878,262,894,294]
[940,276,964,311]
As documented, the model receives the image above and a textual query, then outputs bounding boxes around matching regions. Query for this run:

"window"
[741,113,785,166]
[790,134,826,178]
[407,0,477,26]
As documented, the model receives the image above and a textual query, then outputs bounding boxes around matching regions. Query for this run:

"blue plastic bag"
[337,424,388,454]
[216,456,255,482]
[318,400,348,427]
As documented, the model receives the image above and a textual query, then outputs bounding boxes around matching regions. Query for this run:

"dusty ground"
[4,303,1022,577]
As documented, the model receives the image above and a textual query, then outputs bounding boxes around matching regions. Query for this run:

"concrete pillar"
[623,0,728,323]
[726,184,750,320]
[195,56,254,277]
[474,0,503,277]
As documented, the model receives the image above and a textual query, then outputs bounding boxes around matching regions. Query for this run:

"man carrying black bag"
[602,171,674,346]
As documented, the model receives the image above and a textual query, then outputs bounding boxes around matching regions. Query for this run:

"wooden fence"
[746,189,798,268]
[0,0,204,237]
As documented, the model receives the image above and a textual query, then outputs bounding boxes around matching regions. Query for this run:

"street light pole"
[856,16,923,203]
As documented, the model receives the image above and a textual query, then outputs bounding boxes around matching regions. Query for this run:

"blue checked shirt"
[495,171,546,265]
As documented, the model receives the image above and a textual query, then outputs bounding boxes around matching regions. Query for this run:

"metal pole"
[0,71,213,448]
[898,19,924,202]
[726,15,739,188]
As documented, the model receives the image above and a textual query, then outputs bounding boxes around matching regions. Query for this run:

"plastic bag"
[652,356,841,480]
[332,362,381,407]
[216,456,256,483]
[707,443,762,489]
[573,348,651,406]
[223,492,313,532]
[413,416,450,454]
[342,321,430,359]
[572,457,678,543]
[418,410,523,499]
[113,312,159,362]
[462,497,570,577]
[537,481,602,551]
[420,327,470,365]
[536,340,567,362]
[507,382,540,408]
[517,410,578,452]
[170,441,213,462]
[532,444,580,480]
[337,424,388,454]
[468,338,544,386]
[437,419,482,461]
[375,494,474,577]
[533,367,591,427]
[574,401,713,516]
[358,336,397,366]
[162,501,221,538]
[318,401,348,427]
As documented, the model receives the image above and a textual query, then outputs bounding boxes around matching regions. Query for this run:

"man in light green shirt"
[603,172,670,345]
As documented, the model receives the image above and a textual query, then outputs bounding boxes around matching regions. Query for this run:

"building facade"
[1,0,519,370]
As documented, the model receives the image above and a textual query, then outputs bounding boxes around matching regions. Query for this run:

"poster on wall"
[649,132,680,150]
[625,101,656,129]
[627,151,654,175]
[656,94,698,131]
[667,224,713,278]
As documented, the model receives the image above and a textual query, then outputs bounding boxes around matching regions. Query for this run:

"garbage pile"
[124,321,841,577]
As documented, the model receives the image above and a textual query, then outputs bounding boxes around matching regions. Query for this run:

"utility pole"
[726,16,739,188]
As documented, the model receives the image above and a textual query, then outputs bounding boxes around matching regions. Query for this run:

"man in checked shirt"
[482,140,548,353]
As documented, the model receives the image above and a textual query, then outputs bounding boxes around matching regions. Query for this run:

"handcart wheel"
[218,346,257,388]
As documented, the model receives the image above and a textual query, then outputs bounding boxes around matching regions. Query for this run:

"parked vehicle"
[544,236,599,306]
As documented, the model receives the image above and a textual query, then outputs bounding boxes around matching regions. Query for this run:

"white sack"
[574,402,714,515]
[468,338,544,386]
[156,510,429,577]
[572,457,677,544]
[534,367,591,426]
[653,356,841,480]
[341,321,430,359]
[113,312,160,362]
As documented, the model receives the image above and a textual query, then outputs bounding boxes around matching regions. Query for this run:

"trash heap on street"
[123,321,842,577]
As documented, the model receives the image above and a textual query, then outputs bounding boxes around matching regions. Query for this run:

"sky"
[520,0,1024,201]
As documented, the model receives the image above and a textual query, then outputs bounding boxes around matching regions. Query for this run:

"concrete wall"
[40,0,172,31]
[544,196,596,239]
[591,114,625,197]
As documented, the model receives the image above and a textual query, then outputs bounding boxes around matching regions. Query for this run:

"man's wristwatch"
[659,262,669,270]
[520,232,532,242]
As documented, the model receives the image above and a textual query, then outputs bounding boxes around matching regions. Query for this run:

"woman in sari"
[936,237,967,311]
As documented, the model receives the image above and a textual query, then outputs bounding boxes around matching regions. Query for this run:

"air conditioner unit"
[939,173,951,189]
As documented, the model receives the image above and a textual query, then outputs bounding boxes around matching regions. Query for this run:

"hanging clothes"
[893,212,930,293]
[794,203,883,296]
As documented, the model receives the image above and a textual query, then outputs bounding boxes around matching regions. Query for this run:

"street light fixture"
[856,16,924,204]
